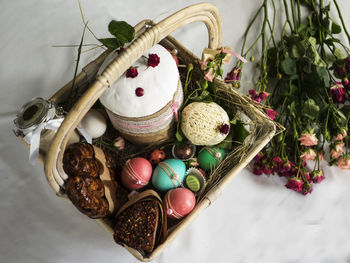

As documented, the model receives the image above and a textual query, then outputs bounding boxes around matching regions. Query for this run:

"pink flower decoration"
[204,68,215,82]
[331,142,344,159]
[305,172,311,183]
[147,53,160,67]
[249,89,261,103]
[225,66,241,83]
[219,123,230,134]
[254,152,265,162]
[253,162,263,175]
[263,165,273,175]
[335,65,345,76]
[265,109,278,120]
[298,133,318,146]
[285,177,303,192]
[300,148,317,161]
[126,67,138,78]
[259,92,269,100]
[302,182,313,195]
[336,155,350,170]
[334,129,347,141]
[113,136,125,150]
[330,83,347,104]
[311,170,325,183]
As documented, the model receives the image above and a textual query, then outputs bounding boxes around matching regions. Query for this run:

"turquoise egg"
[152,159,186,192]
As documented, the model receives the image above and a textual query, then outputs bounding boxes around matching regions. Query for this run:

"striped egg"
[164,188,196,219]
[151,159,186,192]
[121,157,152,190]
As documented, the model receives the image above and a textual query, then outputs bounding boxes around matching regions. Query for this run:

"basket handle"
[45,3,222,194]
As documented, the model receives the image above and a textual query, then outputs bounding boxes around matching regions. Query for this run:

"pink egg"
[164,188,196,219]
[121,157,152,190]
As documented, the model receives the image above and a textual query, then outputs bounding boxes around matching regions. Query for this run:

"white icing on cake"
[99,44,179,118]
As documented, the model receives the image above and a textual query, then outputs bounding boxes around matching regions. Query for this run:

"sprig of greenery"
[99,20,135,50]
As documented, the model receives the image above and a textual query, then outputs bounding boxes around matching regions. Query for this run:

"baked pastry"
[63,143,125,218]
[99,44,183,144]
[113,190,167,253]
[65,174,108,218]
[114,200,159,253]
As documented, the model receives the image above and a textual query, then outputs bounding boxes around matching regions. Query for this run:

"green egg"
[197,147,227,171]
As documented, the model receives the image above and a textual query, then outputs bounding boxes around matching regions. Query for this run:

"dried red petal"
[126,67,138,78]
[148,53,160,67]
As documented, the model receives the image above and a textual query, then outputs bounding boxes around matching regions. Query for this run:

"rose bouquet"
[226,0,350,194]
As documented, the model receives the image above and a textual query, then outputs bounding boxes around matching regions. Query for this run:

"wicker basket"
[17,3,276,261]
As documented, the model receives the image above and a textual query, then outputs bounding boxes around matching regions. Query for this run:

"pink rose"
[253,164,263,175]
[204,68,215,82]
[225,66,241,83]
[298,133,318,146]
[318,152,324,161]
[113,136,125,150]
[265,109,278,120]
[331,142,344,159]
[302,182,313,195]
[300,148,317,161]
[285,177,303,192]
[334,129,347,141]
[311,170,325,183]
[336,155,350,170]
[263,164,273,175]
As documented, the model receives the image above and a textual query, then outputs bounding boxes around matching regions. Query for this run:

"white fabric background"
[1,1,350,262]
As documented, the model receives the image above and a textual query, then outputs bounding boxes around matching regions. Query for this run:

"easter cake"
[99,44,183,145]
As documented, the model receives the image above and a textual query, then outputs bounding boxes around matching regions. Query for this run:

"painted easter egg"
[152,159,186,192]
[197,147,227,171]
[121,157,153,190]
[149,149,166,166]
[80,109,107,139]
[164,188,196,219]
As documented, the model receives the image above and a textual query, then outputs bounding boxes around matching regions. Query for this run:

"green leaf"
[215,131,233,150]
[281,58,297,75]
[108,20,135,44]
[175,131,183,142]
[288,101,297,118]
[305,37,326,66]
[231,120,250,143]
[301,98,320,119]
[334,47,345,60]
[291,45,301,58]
[331,20,342,34]
[315,66,330,87]
[336,108,347,120]
[98,38,122,49]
